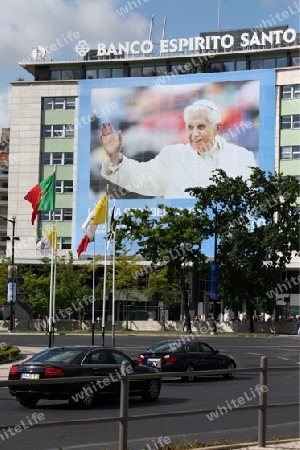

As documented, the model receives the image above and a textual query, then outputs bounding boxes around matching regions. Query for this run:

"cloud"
[0,0,150,128]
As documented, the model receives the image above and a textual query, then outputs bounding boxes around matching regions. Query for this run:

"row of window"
[41,152,73,165]
[55,180,73,193]
[280,115,300,129]
[281,84,300,99]
[42,97,76,110]
[47,56,299,81]
[41,125,74,138]
[40,208,72,221]
[37,236,71,250]
[280,146,300,160]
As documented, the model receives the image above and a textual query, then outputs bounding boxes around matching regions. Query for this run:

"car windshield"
[148,341,181,352]
[26,348,84,364]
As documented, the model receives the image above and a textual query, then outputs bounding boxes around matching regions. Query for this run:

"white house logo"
[75,40,90,56]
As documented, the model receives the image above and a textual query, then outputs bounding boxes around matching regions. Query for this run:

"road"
[0,333,299,450]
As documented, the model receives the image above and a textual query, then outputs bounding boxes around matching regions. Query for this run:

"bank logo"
[75,40,90,56]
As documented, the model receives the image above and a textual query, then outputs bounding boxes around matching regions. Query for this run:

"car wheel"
[223,361,236,379]
[182,363,196,382]
[69,383,96,408]
[141,379,161,402]
[18,396,38,408]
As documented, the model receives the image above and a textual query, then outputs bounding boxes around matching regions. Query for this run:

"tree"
[115,206,209,333]
[187,168,299,331]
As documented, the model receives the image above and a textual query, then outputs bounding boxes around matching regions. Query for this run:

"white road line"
[276,356,289,360]
[248,352,264,355]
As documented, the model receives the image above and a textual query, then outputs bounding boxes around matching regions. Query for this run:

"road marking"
[276,356,289,360]
[248,352,264,355]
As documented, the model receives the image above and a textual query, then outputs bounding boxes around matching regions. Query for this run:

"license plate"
[148,358,160,366]
[21,373,40,379]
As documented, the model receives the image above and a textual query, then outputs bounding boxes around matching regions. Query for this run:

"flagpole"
[111,225,116,348]
[101,186,109,347]
[217,0,221,31]
[48,166,56,348]
[91,238,96,345]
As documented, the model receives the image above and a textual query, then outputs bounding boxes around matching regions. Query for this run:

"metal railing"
[0,357,299,450]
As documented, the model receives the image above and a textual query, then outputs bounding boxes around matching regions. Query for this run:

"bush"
[0,345,20,364]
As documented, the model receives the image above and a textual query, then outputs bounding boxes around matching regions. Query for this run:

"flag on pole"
[107,206,116,250]
[24,173,55,225]
[36,226,57,257]
[77,192,108,257]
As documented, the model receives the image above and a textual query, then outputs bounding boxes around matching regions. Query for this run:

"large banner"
[76,69,275,256]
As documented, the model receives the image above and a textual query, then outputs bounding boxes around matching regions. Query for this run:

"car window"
[110,351,131,365]
[186,342,202,352]
[82,350,113,365]
[200,343,214,353]
[148,341,181,352]
[28,348,83,364]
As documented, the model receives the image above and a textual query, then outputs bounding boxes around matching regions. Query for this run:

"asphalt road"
[0,333,299,450]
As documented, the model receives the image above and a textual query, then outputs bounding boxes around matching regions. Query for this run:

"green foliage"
[0,346,20,363]
[188,168,299,328]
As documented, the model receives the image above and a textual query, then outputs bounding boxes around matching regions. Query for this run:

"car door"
[199,343,220,370]
[109,350,142,394]
[81,349,118,394]
[185,342,209,370]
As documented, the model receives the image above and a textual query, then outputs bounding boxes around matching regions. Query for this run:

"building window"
[280,146,300,159]
[40,208,73,221]
[55,180,73,193]
[130,67,142,77]
[112,68,123,78]
[236,60,246,70]
[41,152,73,165]
[41,124,75,138]
[280,115,300,129]
[263,58,275,69]
[292,57,300,66]
[99,68,111,78]
[281,84,300,99]
[224,61,234,72]
[86,69,97,79]
[42,97,76,110]
[277,57,288,68]
[250,59,261,70]
[59,237,72,250]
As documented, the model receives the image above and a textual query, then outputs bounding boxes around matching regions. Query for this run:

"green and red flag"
[24,173,55,225]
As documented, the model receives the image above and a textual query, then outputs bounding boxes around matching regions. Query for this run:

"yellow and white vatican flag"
[36,226,57,256]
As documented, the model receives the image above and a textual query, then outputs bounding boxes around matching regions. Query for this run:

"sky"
[0,0,299,131]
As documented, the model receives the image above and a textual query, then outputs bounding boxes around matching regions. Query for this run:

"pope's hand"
[100,122,122,165]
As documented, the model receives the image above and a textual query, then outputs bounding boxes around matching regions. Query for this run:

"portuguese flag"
[24,173,55,225]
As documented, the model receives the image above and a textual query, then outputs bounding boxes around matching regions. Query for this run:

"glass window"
[224,61,234,72]
[250,59,261,69]
[54,98,64,109]
[65,124,74,137]
[112,68,123,78]
[61,237,72,249]
[130,67,142,77]
[64,180,73,192]
[66,97,75,109]
[294,84,300,98]
[263,58,275,69]
[236,60,246,70]
[50,70,61,80]
[41,125,52,138]
[282,86,292,99]
[280,146,291,159]
[52,152,63,165]
[155,65,167,75]
[53,125,64,138]
[86,69,97,79]
[281,115,291,129]
[41,153,51,165]
[293,114,300,129]
[63,208,73,221]
[42,98,53,110]
[54,209,63,221]
[277,57,287,68]
[99,68,111,78]
[142,66,156,76]
[55,181,63,193]
[292,146,300,159]
[292,57,300,66]
[64,153,73,165]
[209,62,224,72]
[61,69,82,80]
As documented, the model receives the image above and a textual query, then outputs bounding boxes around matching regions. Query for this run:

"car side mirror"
[132,359,139,367]
[214,349,219,354]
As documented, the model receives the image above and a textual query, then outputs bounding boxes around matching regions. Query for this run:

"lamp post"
[0,215,19,332]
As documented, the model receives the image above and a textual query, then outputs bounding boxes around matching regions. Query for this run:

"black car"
[137,339,236,381]
[8,346,161,408]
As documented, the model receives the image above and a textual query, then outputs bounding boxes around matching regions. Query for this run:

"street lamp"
[0,215,20,332]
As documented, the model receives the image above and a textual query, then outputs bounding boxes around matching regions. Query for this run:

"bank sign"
[75,69,275,257]
[96,28,297,55]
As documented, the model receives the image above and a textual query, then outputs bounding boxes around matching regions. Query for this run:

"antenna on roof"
[148,14,154,42]
[161,17,167,40]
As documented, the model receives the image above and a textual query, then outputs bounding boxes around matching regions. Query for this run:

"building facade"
[7,24,300,318]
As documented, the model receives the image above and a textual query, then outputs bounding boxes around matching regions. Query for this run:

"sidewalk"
[0,346,44,380]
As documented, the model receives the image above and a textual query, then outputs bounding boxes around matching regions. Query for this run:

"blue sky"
[0,0,299,130]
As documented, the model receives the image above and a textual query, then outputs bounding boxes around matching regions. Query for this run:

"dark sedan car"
[137,339,236,381]
[8,346,161,408]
